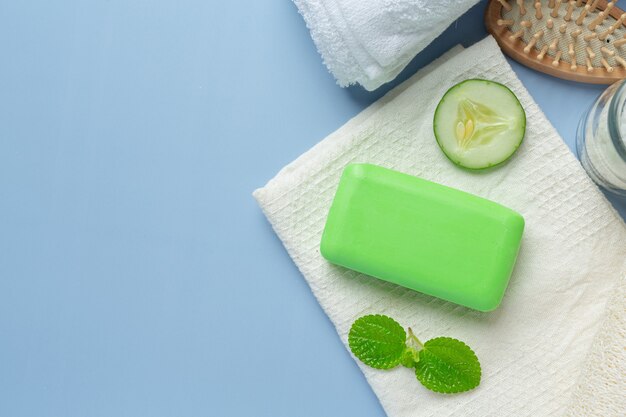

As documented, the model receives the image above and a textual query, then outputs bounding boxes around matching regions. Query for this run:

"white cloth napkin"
[254,37,626,416]
[292,0,480,90]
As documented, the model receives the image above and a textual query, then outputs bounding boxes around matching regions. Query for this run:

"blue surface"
[1,1,625,416]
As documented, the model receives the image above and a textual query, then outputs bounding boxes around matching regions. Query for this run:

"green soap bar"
[320,164,524,312]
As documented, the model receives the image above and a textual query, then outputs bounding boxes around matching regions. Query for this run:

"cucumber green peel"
[434,79,526,170]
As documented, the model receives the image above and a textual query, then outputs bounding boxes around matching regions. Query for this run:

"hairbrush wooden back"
[486,0,626,83]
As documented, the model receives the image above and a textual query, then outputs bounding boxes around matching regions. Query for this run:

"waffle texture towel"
[254,36,626,416]
[292,0,480,90]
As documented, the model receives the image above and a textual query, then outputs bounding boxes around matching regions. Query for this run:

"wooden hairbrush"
[486,0,626,83]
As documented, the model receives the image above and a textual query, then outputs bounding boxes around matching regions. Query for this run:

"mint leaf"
[348,315,482,395]
[348,315,406,369]
[415,337,481,394]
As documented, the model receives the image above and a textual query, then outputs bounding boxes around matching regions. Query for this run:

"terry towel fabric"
[254,37,626,416]
[292,0,480,90]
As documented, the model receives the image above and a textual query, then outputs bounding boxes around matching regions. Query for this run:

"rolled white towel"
[293,0,480,90]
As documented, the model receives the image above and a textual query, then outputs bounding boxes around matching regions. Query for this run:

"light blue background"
[1,1,625,416]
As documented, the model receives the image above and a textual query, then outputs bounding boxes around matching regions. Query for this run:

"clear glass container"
[576,80,626,196]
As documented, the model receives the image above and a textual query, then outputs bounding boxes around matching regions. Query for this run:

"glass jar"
[576,80,626,196]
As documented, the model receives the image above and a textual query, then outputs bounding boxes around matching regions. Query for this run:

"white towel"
[292,0,480,90]
[254,37,626,416]
[565,270,626,417]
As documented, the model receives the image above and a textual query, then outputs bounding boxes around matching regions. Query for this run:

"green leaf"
[348,315,406,369]
[415,337,481,394]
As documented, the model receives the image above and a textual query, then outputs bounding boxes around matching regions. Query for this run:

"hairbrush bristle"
[601,57,615,70]
[588,11,607,30]
[587,45,597,59]
[614,34,626,46]
[518,0,528,14]
[498,0,513,11]
[601,45,616,55]
[486,0,626,83]
[583,31,597,40]
[552,0,563,18]
[536,2,544,19]
[590,0,601,13]
[550,37,560,50]
[576,5,590,25]
[565,1,576,20]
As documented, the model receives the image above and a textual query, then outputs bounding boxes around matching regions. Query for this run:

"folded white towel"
[254,37,626,416]
[293,0,480,90]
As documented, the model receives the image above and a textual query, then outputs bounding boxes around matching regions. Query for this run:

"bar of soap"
[320,164,524,312]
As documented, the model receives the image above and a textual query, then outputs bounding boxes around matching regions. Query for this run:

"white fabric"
[254,37,626,416]
[565,272,626,417]
[292,0,480,90]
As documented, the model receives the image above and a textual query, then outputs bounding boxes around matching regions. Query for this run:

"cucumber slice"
[433,79,526,170]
